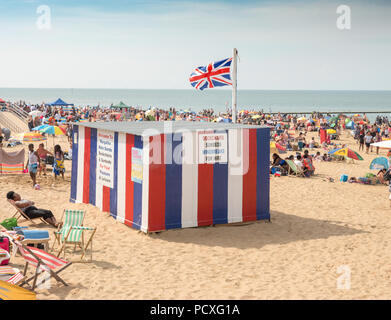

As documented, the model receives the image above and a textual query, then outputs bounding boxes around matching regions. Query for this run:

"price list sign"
[198,132,228,164]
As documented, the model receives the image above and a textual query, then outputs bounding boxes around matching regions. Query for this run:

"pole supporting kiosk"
[232,48,238,124]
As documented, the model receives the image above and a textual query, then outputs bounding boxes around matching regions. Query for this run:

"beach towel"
[0,149,24,174]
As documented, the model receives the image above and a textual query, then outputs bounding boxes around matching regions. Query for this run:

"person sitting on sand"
[294,155,303,170]
[302,154,315,177]
[271,153,289,173]
[322,153,331,161]
[314,151,322,161]
[6,191,61,227]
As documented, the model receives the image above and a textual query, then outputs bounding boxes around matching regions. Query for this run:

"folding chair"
[285,159,306,177]
[52,209,85,250]
[14,241,72,290]
[51,209,96,262]
[7,199,48,225]
[55,226,97,262]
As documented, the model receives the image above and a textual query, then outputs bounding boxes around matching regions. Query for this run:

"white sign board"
[198,132,228,164]
[131,147,143,184]
[96,130,114,188]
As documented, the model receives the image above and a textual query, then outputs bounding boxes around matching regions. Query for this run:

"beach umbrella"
[32,124,50,131]
[370,157,389,170]
[15,132,47,142]
[329,148,363,160]
[326,129,336,134]
[39,125,65,136]
[252,115,261,119]
[0,281,36,300]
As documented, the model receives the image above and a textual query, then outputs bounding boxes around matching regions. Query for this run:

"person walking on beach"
[374,132,382,155]
[364,131,373,154]
[358,129,365,151]
[53,144,65,180]
[25,144,40,187]
[37,143,53,176]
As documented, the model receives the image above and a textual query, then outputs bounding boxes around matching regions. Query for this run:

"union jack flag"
[189,57,232,90]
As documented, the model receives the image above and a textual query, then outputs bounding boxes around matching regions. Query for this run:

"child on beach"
[25,144,40,188]
[53,144,65,180]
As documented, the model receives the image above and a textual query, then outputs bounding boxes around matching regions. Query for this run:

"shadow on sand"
[149,210,366,249]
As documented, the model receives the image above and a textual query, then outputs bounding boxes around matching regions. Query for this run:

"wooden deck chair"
[7,199,48,225]
[52,209,85,251]
[14,241,72,290]
[0,246,24,285]
[0,266,25,285]
[285,159,305,177]
[55,226,97,262]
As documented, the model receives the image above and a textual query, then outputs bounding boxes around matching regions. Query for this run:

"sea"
[1,88,390,121]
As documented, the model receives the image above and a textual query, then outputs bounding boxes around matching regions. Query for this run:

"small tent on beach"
[70,122,270,232]
[111,102,130,109]
[46,98,74,106]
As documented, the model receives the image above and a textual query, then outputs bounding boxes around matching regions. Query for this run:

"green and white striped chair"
[52,210,97,262]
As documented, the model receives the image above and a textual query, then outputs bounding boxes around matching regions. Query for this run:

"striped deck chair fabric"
[285,159,305,177]
[55,210,85,242]
[0,266,24,285]
[15,241,72,290]
[56,226,97,261]
[0,248,9,264]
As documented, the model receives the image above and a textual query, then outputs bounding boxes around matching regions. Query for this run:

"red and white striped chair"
[14,241,72,290]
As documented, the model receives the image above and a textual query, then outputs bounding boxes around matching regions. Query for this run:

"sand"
[1,131,391,300]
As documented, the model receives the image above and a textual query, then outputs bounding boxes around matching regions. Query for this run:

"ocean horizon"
[1,88,390,121]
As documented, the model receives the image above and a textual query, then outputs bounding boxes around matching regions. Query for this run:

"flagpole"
[232,48,238,123]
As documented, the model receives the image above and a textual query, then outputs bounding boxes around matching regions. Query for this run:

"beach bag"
[0,218,18,230]
[340,174,348,182]
[0,236,10,265]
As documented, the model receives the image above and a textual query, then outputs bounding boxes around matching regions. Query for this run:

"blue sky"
[0,0,390,90]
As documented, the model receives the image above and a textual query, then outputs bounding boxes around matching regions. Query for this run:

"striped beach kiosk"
[70,122,270,232]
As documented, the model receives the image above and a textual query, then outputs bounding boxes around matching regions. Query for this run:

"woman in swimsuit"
[37,143,53,176]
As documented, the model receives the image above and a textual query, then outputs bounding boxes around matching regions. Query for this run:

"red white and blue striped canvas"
[70,125,270,232]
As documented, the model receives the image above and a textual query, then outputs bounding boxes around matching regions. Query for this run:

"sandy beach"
[1,130,390,300]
